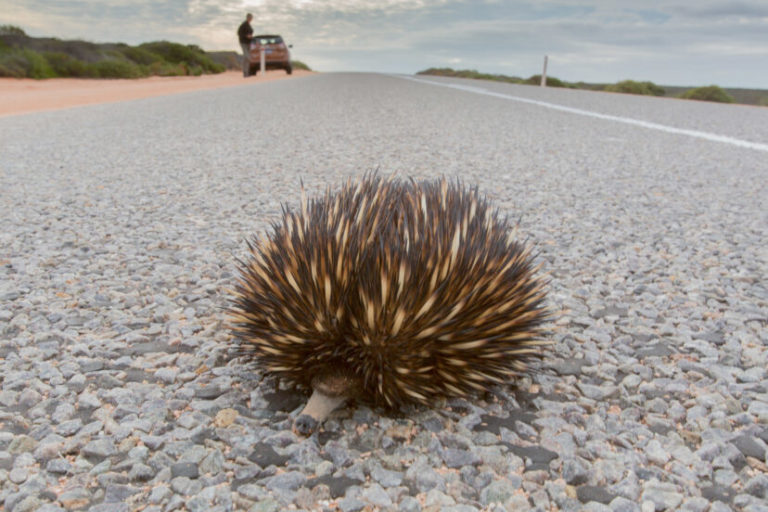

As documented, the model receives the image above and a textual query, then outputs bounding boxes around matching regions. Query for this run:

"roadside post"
[541,55,548,87]
[260,47,266,74]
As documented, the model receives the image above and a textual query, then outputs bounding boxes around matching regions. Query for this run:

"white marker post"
[541,55,548,87]
[260,47,266,74]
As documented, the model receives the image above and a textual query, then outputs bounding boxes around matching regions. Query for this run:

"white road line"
[398,75,768,153]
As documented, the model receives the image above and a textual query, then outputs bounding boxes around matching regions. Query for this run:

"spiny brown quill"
[230,174,549,418]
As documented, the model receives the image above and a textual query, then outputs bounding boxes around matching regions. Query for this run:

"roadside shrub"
[417,67,459,77]
[0,48,56,78]
[148,60,186,76]
[207,51,241,70]
[0,31,252,78]
[28,49,56,78]
[417,67,522,83]
[44,52,88,76]
[139,41,224,73]
[679,85,734,103]
[605,80,665,96]
[90,59,145,78]
[119,45,162,65]
[291,60,311,71]
[525,74,572,88]
[759,97,768,107]
[0,49,29,77]
[0,25,26,36]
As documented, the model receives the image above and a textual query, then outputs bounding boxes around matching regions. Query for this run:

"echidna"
[229,174,549,435]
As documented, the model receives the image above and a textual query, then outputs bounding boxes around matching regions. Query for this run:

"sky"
[3,0,768,88]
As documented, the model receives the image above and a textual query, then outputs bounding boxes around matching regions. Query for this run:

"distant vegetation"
[418,67,574,89]
[0,25,312,79]
[0,25,224,78]
[291,60,312,71]
[604,80,665,97]
[417,67,767,106]
[678,85,735,104]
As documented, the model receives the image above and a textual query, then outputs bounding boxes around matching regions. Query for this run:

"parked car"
[248,35,293,75]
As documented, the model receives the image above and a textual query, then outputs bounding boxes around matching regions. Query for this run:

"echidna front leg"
[293,374,354,436]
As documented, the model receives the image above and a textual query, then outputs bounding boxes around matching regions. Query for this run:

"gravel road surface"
[1,72,767,512]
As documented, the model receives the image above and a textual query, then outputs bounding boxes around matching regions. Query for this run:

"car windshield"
[255,36,283,45]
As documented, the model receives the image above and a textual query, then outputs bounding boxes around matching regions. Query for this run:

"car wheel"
[286,65,293,75]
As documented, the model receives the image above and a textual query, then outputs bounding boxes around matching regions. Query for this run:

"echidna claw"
[293,414,318,436]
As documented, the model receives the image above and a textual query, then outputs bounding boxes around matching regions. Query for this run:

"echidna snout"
[293,375,356,435]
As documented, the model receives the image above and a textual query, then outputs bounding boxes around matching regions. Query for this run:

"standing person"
[238,13,254,77]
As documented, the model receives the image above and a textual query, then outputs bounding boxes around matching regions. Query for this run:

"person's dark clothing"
[238,21,253,44]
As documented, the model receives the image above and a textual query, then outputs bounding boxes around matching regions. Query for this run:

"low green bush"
[119,45,162,66]
[0,49,29,77]
[605,80,665,96]
[679,85,735,103]
[26,49,56,78]
[148,61,187,76]
[44,52,89,76]
[291,60,311,71]
[90,59,146,78]
[524,74,573,88]
[138,41,224,74]
[0,48,56,78]
[418,67,523,83]
[0,25,26,36]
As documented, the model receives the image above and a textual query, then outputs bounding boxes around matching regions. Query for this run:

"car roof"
[254,34,282,38]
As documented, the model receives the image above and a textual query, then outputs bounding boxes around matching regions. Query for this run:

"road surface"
[1,73,767,511]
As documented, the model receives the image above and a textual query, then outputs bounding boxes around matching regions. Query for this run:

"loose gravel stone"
[171,476,203,496]
[480,480,518,506]
[82,439,117,460]
[128,462,155,481]
[371,465,403,487]
[732,435,766,461]
[744,474,768,498]
[171,462,199,479]
[577,485,616,504]
[338,497,367,512]
[104,484,141,503]
[645,439,671,465]
[46,458,73,474]
[641,480,683,511]
[562,457,590,485]
[58,488,91,509]
[362,483,392,507]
